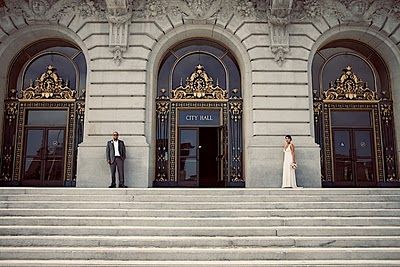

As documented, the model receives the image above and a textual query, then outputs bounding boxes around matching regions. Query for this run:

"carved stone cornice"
[324,66,376,101]
[2,0,107,22]
[171,64,227,100]
[291,0,399,23]
[129,0,269,21]
[1,0,400,23]
[19,65,76,100]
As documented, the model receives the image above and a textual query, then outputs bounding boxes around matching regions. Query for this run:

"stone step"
[1,208,399,217]
[1,216,399,227]
[1,201,399,209]
[1,226,399,237]
[1,259,400,266]
[1,188,399,266]
[1,247,400,261]
[1,188,400,195]
[2,194,400,202]
[1,236,399,248]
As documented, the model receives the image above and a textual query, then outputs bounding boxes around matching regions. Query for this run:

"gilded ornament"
[171,65,227,100]
[324,66,376,101]
[19,65,76,100]
[5,102,18,123]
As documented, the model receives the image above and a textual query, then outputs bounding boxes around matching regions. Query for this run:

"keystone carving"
[105,0,132,65]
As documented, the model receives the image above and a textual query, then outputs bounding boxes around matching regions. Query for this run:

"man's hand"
[107,160,111,165]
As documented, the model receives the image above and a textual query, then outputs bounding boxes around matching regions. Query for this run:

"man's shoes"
[108,184,116,188]
[118,184,128,188]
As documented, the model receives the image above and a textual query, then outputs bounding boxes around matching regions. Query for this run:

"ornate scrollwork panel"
[324,66,376,101]
[0,100,19,182]
[171,65,227,100]
[19,65,76,100]
[155,94,170,182]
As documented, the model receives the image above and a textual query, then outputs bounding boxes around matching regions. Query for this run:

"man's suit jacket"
[106,139,126,163]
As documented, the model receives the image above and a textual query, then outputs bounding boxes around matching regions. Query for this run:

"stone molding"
[1,0,399,66]
[2,1,399,24]
[2,0,107,22]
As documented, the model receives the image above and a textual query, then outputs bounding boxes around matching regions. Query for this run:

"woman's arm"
[290,143,296,163]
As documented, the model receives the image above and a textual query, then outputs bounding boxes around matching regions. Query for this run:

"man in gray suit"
[106,131,127,188]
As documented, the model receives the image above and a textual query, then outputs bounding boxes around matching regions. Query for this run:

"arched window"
[1,39,86,187]
[312,40,389,99]
[8,39,86,98]
[312,40,397,187]
[157,39,241,97]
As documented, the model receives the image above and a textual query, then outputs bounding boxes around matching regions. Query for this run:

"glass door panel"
[23,129,44,180]
[332,128,376,186]
[45,160,64,181]
[333,130,352,184]
[45,129,65,181]
[22,127,66,186]
[178,128,199,186]
[354,130,375,185]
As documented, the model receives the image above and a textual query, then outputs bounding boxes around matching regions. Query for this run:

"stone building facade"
[0,0,399,188]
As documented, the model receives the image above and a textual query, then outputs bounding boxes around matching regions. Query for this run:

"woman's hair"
[285,135,292,141]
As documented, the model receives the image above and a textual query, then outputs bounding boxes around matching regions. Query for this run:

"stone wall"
[0,0,399,187]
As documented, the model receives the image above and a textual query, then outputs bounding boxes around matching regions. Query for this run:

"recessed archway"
[308,26,400,187]
[146,24,252,187]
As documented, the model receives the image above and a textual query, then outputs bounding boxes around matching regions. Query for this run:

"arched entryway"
[154,39,244,187]
[0,39,86,187]
[312,40,398,187]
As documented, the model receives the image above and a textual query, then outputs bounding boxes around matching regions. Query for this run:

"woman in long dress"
[282,135,298,188]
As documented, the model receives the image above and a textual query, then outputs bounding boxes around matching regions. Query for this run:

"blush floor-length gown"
[282,144,298,188]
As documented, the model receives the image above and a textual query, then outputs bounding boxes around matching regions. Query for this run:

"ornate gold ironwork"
[171,65,227,100]
[5,102,18,123]
[229,101,242,122]
[19,65,75,100]
[156,101,170,122]
[381,103,392,125]
[322,103,384,184]
[168,101,229,183]
[324,66,376,101]
[13,102,76,183]
[76,101,85,123]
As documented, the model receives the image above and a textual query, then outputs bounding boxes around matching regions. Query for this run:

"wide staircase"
[0,188,399,266]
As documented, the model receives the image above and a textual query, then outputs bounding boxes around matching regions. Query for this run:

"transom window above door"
[157,39,241,98]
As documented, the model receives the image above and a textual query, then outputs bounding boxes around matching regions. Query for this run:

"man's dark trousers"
[110,156,124,186]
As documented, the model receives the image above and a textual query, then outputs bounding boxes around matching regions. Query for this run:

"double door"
[21,109,68,186]
[178,127,224,187]
[332,128,376,187]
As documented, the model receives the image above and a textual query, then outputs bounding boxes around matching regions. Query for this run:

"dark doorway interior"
[199,127,220,187]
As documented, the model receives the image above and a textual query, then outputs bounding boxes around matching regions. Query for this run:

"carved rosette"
[324,66,376,101]
[19,65,76,100]
[171,65,227,100]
